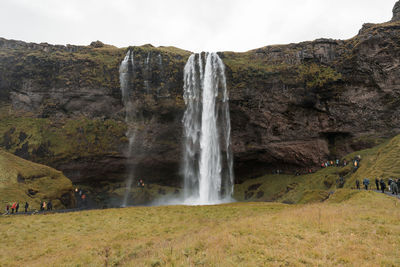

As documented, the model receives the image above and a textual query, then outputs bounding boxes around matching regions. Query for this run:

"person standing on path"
[5,204,9,215]
[15,202,19,213]
[363,178,370,190]
[356,180,360,189]
[24,202,29,213]
[375,178,380,190]
[11,202,16,214]
[380,179,386,193]
[392,180,399,195]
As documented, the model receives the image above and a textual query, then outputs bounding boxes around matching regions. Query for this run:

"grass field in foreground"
[0,190,399,266]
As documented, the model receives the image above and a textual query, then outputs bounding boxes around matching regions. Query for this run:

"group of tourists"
[321,156,361,169]
[137,179,145,188]
[74,188,88,208]
[3,199,57,215]
[321,159,345,168]
[4,202,29,215]
[356,178,400,194]
[40,200,53,211]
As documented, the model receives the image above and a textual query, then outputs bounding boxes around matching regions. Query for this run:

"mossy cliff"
[0,41,190,186]
[0,148,75,209]
[1,3,400,188]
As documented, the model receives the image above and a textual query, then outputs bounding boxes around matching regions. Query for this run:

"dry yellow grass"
[0,189,399,266]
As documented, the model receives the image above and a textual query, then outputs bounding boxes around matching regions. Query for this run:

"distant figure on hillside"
[388,178,393,191]
[391,180,398,195]
[343,160,347,166]
[354,160,359,171]
[380,179,386,193]
[47,201,53,211]
[356,179,360,189]
[11,202,16,214]
[375,178,380,190]
[15,202,19,213]
[5,204,9,215]
[363,178,370,190]
[24,202,29,213]
[42,201,47,211]
[336,159,339,167]
[81,194,86,207]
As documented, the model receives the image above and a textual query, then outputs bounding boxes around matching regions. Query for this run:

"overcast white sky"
[0,0,396,52]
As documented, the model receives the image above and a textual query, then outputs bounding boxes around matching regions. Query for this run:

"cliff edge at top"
[1,2,400,193]
[392,0,400,21]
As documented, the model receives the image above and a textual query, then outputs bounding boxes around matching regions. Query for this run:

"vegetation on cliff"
[0,105,127,165]
[0,149,75,209]
[235,133,400,204]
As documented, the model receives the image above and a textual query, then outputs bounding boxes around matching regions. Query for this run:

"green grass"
[343,134,400,187]
[0,190,399,266]
[234,167,338,204]
[0,149,74,209]
[235,134,400,204]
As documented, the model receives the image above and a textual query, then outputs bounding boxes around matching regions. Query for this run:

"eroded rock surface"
[1,3,400,185]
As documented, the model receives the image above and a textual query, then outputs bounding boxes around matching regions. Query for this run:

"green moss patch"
[0,149,75,209]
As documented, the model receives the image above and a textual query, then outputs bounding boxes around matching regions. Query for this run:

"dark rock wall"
[1,15,400,185]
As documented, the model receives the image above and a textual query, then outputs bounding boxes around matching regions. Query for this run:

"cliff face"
[1,12,400,186]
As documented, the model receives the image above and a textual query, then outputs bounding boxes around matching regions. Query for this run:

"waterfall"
[119,50,136,207]
[182,52,234,205]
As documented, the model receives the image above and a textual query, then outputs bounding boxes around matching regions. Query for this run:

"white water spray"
[182,52,234,205]
[119,50,136,207]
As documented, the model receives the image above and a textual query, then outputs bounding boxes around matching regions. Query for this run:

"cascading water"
[119,50,136,207]
[182,52,234,205]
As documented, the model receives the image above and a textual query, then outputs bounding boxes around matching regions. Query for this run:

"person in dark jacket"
[392,180,399,195]
[24,202,29,213]
[388,178,393,191]
[356,180,360,190]
[15,202,19,213]
[380,179,386,193]
[363,178,370,190]
[375,178,380,190]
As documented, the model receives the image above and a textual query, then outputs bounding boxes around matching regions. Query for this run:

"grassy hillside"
[343,134,400,187]
[0,149,75,210]
[0,190,399,266]
[235,134,400,204]
[234,167,338,204]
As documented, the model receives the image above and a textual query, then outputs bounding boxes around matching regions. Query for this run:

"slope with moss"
[0,149,75,209]
[235,133,400,204]
[343,134,400,187]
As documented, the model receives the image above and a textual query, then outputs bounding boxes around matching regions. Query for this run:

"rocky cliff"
[1,3,400,188]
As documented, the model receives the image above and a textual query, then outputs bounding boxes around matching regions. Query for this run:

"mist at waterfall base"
[119,51,234,207]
